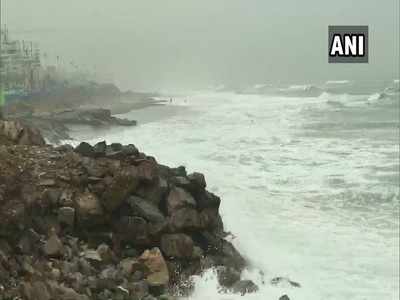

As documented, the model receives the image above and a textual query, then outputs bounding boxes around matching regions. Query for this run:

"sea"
[67,79,400,300]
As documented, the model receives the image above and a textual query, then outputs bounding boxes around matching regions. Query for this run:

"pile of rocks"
[0,123,259,300]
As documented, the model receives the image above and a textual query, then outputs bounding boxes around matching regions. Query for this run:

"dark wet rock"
[169,207,202,232]
[93,141,107,157]
[231,280,259,295]
[172,176,191,189]
[170,166,187,177]
[199,208,221,229]
[135,177,168,206]
[127,196,165,223]
[220,239,246,271]
[216,266,241,287]
[196,190,221,210]
[55,144,74,152]
[271,277,301,288]
[161,234,194,259]
[279,295,291,300]
[188,172,207,190]
[114,216,150,246]
[166,187,196,215]
[101,167,139,212]
[74,142,94,157]
[122,144,139,156]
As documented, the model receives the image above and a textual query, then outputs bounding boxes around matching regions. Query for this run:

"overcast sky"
[3,0,399,91]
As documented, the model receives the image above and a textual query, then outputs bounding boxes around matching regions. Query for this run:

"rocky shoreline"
[0,120,260,300]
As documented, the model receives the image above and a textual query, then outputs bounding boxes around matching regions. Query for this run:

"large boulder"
[161,234,194,259]
[135,177,168,206]
[127,196,165,223]
[137,160,158,182]
[169,207,202,232]
[139,248,170,288]
[101,166,139,212]
[195,190,221,210]
[166,187,196,215]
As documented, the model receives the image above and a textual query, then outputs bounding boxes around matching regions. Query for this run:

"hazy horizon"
[3,0,399,91]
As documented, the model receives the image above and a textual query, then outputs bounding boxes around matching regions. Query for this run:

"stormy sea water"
[68,80,399,300]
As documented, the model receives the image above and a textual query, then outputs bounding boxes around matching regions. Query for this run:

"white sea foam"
[72,91,399,300]
[325,80,350,85]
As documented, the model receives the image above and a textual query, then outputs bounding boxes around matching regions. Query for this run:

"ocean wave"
[325,80,350,85]
[285,84,318,91]
[368,92,386,102]
[253,83,269,89]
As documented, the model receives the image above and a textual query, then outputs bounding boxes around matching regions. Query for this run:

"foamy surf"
[66,91,399,300]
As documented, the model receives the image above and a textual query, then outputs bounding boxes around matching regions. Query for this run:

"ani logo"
[328,26,368,63]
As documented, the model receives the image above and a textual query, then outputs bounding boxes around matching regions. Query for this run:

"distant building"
[0,25,42,99]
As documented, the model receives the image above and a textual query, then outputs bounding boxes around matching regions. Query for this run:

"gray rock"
[127,196,166,223]
[279,295,291,300]
[161,234,194,259]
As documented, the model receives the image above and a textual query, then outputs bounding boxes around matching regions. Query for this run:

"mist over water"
[68,81,400,300]
[5,0,400,91]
